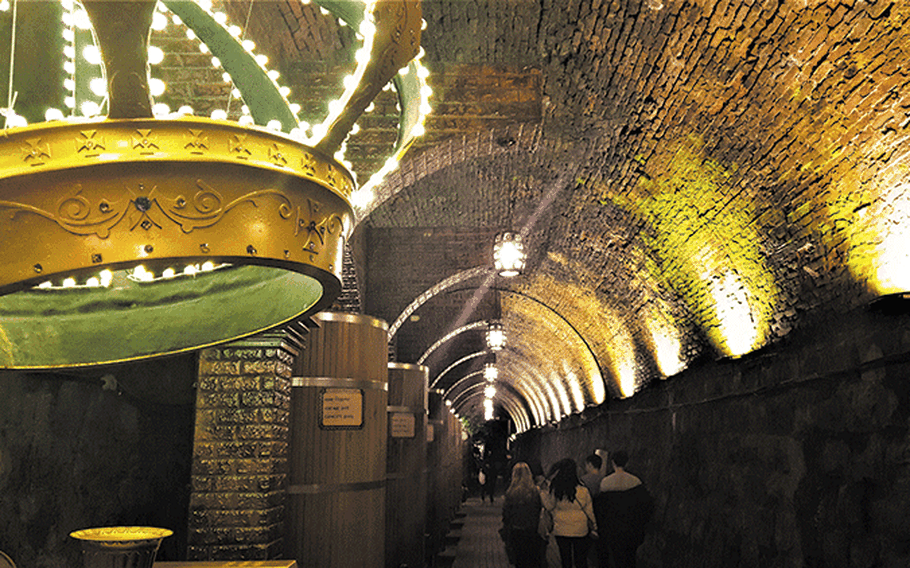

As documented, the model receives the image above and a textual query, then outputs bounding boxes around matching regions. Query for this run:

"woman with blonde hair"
[501,462,543,567]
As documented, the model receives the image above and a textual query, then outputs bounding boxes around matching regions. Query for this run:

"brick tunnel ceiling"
[25,0,909,430]
[355,0,910,431]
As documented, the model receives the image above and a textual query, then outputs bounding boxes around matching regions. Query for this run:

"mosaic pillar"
[186,330,302,560]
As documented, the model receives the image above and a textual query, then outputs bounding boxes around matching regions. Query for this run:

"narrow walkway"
[433,496,510,568]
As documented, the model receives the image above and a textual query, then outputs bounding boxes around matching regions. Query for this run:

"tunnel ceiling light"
[0,0,424,369]
[484,385,496,398]
[493,232,525,277]
[486,320,506,351]
[484,363,499,381]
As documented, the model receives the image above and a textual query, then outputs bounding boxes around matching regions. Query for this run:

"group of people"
[500,450,653,568]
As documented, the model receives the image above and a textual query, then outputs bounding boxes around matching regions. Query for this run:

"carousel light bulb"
[213,12,227,25]
[148,45,164,65]
[183,265,198,276]
[62,277,77,288]
[279,86,290,97]
[5,113,27,128]
[255,54,268,66]
[45,108,65,121]
[177,105,194,115]
[89,78,107,97]
[149,78,166,97]
[228,25,242,37]
[242,40,255,51]
[64,45,75,59]
[73,9,92,30]
[201,261,216,272]
[199,43,210,54]
[63,61,75,75]
[85,277,100,287]
[211,109,228,120]
[151,11,168,31]
[152,103,170,117]
[62,28,75,42]
[266,120,282,131]
[80,101,100,117]
[63,78,76,91]
[162,268,176,279]
[267,69,280,81]
[99,270,113,287]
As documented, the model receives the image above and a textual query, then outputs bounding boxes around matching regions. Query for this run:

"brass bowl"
[70,526,173,568]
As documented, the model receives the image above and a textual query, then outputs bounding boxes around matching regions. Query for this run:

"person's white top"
[600,470,642,492]
[542,485,595,537]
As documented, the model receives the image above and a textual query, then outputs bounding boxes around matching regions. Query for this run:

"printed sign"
[390,412,416,438]
[321,388,363,428]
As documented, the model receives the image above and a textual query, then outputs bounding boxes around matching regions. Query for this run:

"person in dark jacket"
[501,462,544,568]
[593,451,653,568]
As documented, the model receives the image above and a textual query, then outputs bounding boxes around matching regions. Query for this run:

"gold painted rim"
[0,117,354,199]
[69,526,173,542]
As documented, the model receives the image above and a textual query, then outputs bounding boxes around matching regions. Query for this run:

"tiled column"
[186,330,302,560]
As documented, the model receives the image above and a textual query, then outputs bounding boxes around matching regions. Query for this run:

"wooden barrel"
[286,312,389,568]
[425,389,454,558]
[385,363,428,568]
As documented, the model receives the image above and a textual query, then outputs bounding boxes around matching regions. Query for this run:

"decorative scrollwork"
[151,180,294,234]
[0,185,126,238]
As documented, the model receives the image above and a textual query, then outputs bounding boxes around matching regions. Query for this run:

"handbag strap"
[574,493,596,526]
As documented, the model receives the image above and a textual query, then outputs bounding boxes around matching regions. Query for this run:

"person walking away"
[581,453,604,497]
[541,458,598,568]
[594,450,653,568]
[480,461,497,503]
[501,462,544,568]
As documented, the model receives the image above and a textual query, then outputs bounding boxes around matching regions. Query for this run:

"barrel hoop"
[387,405,426,414]
[388,362,428,372]
[292,377,388,391]
[287,479,386,494]
[314,311,389,330]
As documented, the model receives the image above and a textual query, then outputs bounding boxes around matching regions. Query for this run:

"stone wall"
[0,355,196,568]
[513,302,910,568]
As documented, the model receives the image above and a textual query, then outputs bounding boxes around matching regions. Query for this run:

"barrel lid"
[314,311,389,330]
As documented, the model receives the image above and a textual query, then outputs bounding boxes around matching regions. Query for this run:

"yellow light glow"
[872,232,910,294]
[644,307,685,377]
[543,382,562,421]
[566,370,585,412]
[553,377,572,417]
[709,270,758,358]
